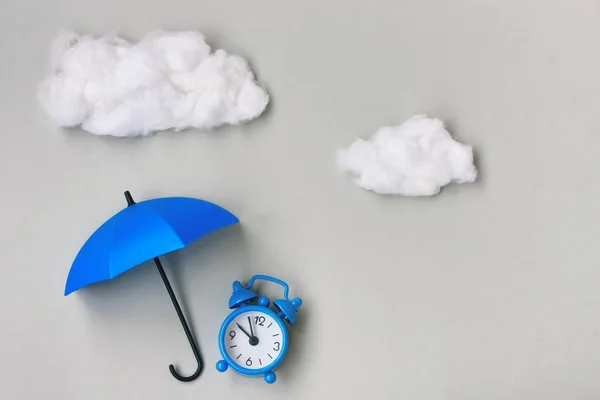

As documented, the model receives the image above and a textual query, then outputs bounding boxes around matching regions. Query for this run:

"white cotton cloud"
[38,30,269,137]
[337,115,477,196]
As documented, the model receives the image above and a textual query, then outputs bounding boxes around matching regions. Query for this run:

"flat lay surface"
[1,0,600,399]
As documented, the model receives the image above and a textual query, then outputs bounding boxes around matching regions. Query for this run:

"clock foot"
[216,360,229,372]
[264,371,276,384]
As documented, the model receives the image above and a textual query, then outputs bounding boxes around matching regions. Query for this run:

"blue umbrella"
[65,191,239,382]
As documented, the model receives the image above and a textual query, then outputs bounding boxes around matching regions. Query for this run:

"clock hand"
[236,323,252,339]
[245,316,259,346]
[248,316,255,338]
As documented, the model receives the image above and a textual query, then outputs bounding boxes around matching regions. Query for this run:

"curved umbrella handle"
[168,342,203,382]
[154,257,204,382]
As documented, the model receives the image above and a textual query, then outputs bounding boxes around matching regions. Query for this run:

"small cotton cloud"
[38,30,269,137]
[337,115,477,196]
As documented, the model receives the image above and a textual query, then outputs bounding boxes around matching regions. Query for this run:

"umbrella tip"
[124,191,135,206]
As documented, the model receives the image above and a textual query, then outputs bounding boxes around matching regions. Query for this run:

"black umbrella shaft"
[123,191,202,382]
[154,257,203,382]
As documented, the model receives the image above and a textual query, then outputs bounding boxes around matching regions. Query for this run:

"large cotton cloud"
[337,115,477,196]
[38,30,269,137]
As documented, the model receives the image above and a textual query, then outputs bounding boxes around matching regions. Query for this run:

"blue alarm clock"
[216,275,302,384]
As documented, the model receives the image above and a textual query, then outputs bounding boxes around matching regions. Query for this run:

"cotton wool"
[337,115,477,196]
[38,30,269,137]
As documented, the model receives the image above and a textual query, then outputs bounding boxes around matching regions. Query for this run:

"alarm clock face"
[221,306,288,373]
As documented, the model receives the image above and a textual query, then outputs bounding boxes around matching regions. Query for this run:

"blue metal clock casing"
[216,275,302,384]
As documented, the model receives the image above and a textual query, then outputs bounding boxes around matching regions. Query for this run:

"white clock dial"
[224,310,285,370]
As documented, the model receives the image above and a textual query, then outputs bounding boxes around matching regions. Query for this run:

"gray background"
[1,0,600,399]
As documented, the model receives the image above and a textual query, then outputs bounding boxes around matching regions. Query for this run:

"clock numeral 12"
[254,316,265,326]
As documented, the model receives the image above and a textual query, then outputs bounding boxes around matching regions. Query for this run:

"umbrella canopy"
[66,192,239,295]
[65,191,239,382]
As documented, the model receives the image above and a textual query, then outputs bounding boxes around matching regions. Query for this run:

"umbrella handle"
[154,257,203,382]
